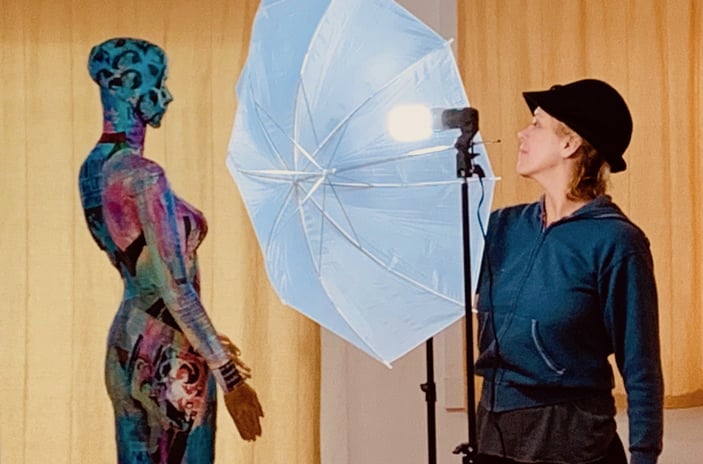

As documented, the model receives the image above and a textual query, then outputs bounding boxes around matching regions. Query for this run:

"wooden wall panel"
[0,0,28,461]
[0,1,321,462]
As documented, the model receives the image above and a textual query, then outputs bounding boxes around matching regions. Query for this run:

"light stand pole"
[419,107,483,464]
[448,108,482,464]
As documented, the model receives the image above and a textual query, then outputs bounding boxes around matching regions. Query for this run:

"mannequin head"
[88,37,172,127]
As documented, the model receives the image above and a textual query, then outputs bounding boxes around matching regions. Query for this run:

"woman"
[474,79,663,464]
[78,37,263,463]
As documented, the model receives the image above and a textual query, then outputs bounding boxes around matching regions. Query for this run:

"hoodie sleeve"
[600,240,663,464]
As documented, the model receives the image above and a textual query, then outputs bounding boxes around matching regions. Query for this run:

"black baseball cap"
[523,79,632,173]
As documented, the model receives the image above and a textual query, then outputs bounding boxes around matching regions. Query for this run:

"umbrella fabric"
[227,0,496,365]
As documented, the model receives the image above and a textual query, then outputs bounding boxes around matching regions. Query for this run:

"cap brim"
[523,90,561,118]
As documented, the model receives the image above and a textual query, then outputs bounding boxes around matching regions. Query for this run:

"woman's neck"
[542,191,588,226]
[532,159,588,226]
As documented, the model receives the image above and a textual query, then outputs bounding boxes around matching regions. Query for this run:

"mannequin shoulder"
[104,153,169,193]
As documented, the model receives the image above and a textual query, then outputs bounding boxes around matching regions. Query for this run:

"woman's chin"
[516,161,529,177]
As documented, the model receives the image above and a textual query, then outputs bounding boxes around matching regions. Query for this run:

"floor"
[615,406,702,463]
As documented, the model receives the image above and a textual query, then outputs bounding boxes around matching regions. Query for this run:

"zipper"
[494,228,549,342]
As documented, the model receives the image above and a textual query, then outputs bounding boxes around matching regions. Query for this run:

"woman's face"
[516,107,570,179]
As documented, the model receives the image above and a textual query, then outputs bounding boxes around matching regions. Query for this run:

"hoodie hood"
[537,195,631,226]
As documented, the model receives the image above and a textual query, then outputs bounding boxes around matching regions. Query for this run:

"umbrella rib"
[262,179,332,279]
[333,144,456,174]
[292,81,324,170]
[295,180,325,276]
[299,181,463,307]
[299,173,328,208]
[259,0,285,11]
[318,177,362,245]
[299,81,322,151]
[327,179,464,188]
[257,174,334,278]
[251,98,293,170]
[310,43,454,162]
[253,97,321,170]
[236,169,322,183]
[264,182,299,259]
[316,183,327,272]
[326,175,499,189]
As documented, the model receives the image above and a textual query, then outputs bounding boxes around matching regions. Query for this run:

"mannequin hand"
[218,334,262,440]
[224,382,264,441]
[218,334,252,380]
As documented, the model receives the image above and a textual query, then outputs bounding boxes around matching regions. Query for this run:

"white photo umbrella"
[227,0,497,366]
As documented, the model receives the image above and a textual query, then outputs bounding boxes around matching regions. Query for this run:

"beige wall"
[0,0,320,463]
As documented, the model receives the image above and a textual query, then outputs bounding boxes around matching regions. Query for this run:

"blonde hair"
[557,122,610,201]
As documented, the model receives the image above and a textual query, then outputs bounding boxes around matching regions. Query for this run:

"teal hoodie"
[476,195,663,464]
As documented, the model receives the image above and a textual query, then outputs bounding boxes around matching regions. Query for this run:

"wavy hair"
[558,122,611,201]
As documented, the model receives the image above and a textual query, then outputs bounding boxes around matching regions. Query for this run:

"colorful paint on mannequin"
[80,38,226,463]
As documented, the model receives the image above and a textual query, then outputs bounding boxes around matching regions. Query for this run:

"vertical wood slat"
[209,2,264,462]
[660,0,701,396]
[623,0,674,392]
[69,1,135,462]
[694,0,703,396]
[22,0,75,462]
[0,0,28,462]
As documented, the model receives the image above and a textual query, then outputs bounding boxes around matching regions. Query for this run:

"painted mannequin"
[78,37,263,463]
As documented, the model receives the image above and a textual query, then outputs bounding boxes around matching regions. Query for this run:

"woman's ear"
[561,133,583,159]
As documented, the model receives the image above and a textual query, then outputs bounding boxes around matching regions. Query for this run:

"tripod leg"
[420,338,437,464]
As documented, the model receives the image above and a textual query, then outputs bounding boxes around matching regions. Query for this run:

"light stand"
[448,108,482,464]
[419,108,482,464]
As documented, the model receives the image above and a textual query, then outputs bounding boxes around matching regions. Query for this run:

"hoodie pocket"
[494,314,568,385]
[530,319,566,376]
